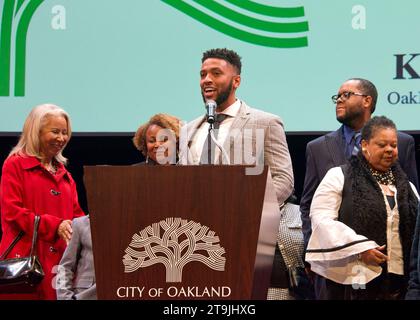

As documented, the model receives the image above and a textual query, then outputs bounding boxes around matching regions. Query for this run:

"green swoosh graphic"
[224,0,305,18]
[15,0,26,17]
[162,0,308,48]
[193,0,308,33]
[0,0,15,96]
[15,0,44,96]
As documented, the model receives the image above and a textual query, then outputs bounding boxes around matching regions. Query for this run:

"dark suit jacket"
[300,126,418,248]
[406,202,420,300]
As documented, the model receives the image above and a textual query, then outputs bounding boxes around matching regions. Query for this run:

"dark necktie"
[351,132,361,157]
[199,114,228,164]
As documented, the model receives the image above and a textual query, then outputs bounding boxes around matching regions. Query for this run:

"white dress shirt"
[189,99,241,165]
[385,185,404,275]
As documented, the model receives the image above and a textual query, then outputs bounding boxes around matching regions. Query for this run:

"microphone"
[205,100,217,124]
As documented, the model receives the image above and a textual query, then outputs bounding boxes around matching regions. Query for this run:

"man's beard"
[215,80,233,107]
[201,79,233,108]
[336,107,364,127]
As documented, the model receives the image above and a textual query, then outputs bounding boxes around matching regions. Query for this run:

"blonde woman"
[0,104,85,300]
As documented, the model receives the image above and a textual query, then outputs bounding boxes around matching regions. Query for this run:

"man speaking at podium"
[179,48,294,206]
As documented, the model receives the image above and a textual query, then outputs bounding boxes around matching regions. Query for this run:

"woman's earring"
[146,155,149,164]
[362,148,371,159]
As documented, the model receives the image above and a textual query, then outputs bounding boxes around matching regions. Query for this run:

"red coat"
[0,155,84,299]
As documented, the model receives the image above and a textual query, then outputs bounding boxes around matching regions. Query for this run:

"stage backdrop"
[1,0,419,132]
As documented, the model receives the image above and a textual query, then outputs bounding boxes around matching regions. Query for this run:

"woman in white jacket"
[306,116,418,300]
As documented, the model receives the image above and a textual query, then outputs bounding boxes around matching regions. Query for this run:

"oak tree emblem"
[122,217,226,282]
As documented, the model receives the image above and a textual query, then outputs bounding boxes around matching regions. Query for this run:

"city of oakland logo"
[162,0,309,48]
[0,0,45,97]
[122,217,226,282]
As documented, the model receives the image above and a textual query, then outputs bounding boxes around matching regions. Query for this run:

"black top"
[386,195,396,210]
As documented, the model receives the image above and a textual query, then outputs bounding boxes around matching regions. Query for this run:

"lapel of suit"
[221,101,251,163]
[178,115,206,164]
[324,126,346,166]
[187,116,206,148]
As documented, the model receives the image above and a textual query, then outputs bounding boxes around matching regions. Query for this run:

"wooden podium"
[84,165,280,300]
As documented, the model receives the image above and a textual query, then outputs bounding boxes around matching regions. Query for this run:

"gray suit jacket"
[180,100,294,205]
[56,215,96,300]
[300,126,419,248]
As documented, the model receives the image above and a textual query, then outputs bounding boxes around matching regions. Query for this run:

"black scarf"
[339,155,418,277]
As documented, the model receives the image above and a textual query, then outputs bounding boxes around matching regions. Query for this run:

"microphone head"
[205,100,217,124]
[206,99,217,107]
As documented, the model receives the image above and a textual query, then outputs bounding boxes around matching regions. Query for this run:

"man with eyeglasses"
[300,78,418,299]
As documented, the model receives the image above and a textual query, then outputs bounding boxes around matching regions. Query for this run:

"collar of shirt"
[190,99,240,164]
[342,125,358,145]
[216,99,241,118]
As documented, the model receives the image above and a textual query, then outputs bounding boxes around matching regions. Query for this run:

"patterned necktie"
[351,132,361,157]
[199,114,228,164]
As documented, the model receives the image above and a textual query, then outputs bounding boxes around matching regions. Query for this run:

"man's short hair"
[349,78,378,113]
[202,48,242,74]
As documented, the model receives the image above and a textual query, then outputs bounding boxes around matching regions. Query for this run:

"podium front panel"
[84,165,279,300]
